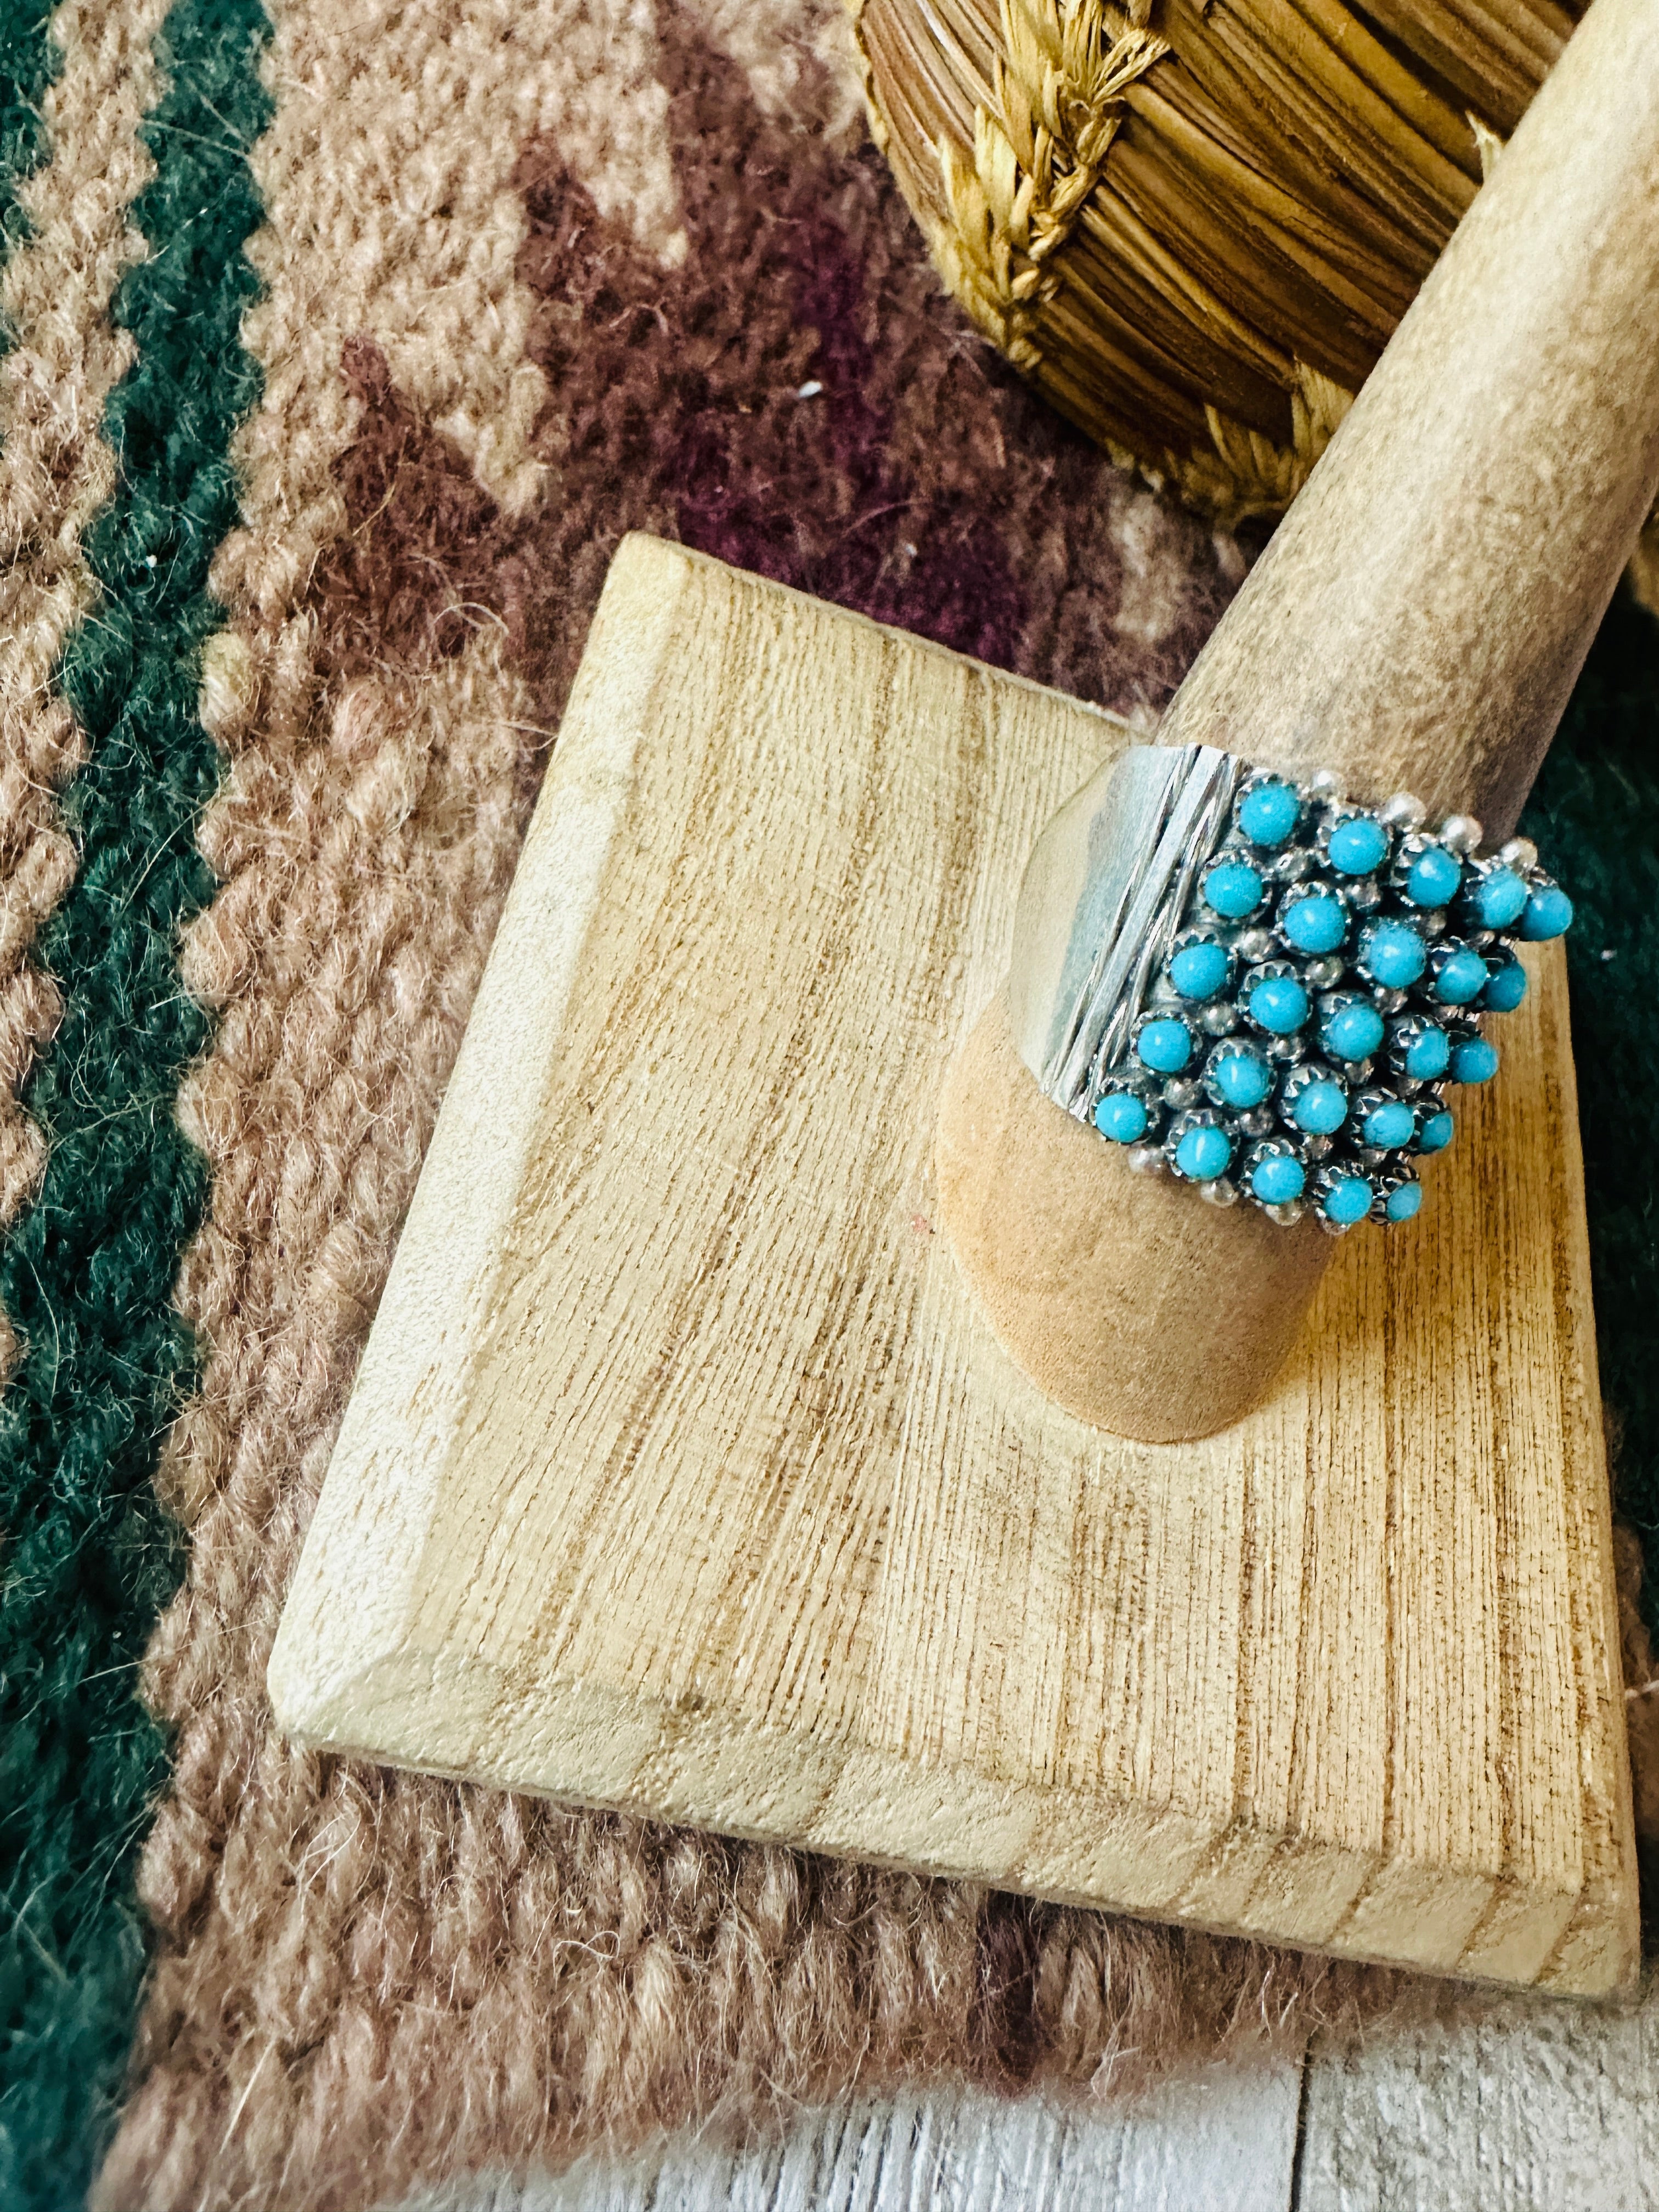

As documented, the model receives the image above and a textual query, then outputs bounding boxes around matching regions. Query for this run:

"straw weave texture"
[853,0,1585,520]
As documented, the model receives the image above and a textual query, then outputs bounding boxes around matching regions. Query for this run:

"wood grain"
[1297,1973,1659,2210]
[268,535,1637,1995]
[1154,0,1659,842]
[395,2058,1305,2210]
[935,996,1333,1440]
[935,0,1659,1442]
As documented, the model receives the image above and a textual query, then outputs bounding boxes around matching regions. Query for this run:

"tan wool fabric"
[91,0,1647,2202]
[0,0,171,1311]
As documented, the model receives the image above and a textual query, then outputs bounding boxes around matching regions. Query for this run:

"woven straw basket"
[849,0,1582,524]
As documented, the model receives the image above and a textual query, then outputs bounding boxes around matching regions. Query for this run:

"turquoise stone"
[1322,999,1385,1061]
[1404,844,1462,906]
[1176,1124,1233,1181]
[1323,1175,1374,1226]
[1251,1152,1306,1204]
[1402,1024,1451,1080]
[1290,1078,1347,1135]
[1385,1180,1424,1222]
[1431,945,1489,1004]
[1238,778,1300,847]
[1361,1098,1416,1148]
[1358,918,1426,988]
[1481,957,1528,1013]
[1249,975,1310,1034]
[1211,1047,1272,1109]
[1471,865,1529,929]
[1327,815,1389,875]
[1203,857,1264,919]
[1281,889,1346,954]
[1169,940,1231,1000]
[1094,1091,1148,1143]
[1417,1108,1454,1153]
[1136,1016,1194,1073]
[1520,882,1574,940]
[1451,1035,1499,1085]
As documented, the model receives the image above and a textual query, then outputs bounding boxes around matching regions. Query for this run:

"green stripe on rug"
[0,1,270,2198]
[0,1,55,269]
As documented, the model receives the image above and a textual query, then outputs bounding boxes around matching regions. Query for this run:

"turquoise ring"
[1009,745,1571,1235]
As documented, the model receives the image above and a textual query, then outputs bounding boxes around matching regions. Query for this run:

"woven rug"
[1,1,1656,2206]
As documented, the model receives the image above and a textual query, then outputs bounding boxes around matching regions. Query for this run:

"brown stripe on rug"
[99,4,1407,2207]
[0,0,171,1313]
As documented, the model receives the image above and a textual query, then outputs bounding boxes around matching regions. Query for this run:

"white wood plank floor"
[397,1970,1656,2212]
[401,2058,1301,2212]
[1297,1972,1659,2211]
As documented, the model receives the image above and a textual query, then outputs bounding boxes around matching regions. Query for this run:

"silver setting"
[1008,743,1244,1125]
[1005,743,1566,1231]
[1440,812,1483,854]
[1379,791,1426,830]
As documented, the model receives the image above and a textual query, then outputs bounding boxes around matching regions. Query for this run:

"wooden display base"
[269,535,1638,1995]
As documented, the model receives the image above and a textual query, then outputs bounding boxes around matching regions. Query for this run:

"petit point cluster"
[1091,770,1571,1233]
